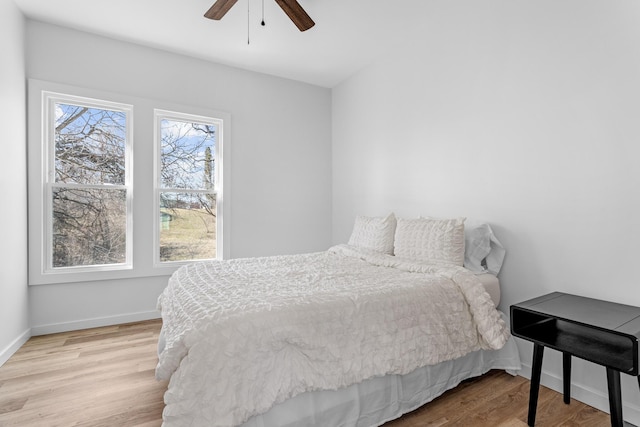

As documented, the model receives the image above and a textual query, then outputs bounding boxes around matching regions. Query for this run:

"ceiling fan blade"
[274,0,315,31]
[204,0,239,20]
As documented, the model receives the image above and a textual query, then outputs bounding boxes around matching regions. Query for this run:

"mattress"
[237,274,509,427]
[156,247,514,426]
[156,327,520,427]
[476,273,500,307]
[156,273,502,357]
[242,312,520,427]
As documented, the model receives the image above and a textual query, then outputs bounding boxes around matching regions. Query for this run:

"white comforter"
[156,245,510,427]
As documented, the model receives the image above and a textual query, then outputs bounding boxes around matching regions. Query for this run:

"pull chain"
[248,0,266,44]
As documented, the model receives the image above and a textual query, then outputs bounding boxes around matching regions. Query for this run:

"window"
[155,110,223,264]
[28,79,230,285]
[44,93,133,272]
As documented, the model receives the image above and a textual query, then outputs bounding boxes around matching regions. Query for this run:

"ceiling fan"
[204,0,315,32]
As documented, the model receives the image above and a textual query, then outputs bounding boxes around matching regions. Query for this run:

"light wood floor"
[0,319,612,426]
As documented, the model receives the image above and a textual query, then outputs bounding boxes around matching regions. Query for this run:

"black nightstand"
[511,292,640,427]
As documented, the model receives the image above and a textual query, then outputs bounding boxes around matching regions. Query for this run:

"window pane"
[55,103,126,185]
[159,192,216,262]
[52,188,127,267]
[160,119,216,190]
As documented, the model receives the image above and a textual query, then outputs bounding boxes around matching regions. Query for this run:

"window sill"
[28,264,182,286]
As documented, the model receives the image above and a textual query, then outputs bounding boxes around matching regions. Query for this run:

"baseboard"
[518,363,640,426]
[0,329,31,367]
[30,310,161,336]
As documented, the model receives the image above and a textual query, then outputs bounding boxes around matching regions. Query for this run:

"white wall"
[0,1,29,365]
[26,21,332,333]
[333,0,640,423]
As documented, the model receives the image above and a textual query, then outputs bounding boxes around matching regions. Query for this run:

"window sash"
[43,92,133,274]
[154,109,224,266]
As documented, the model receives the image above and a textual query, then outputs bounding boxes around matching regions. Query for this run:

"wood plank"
[0,397,28,415]
[0,319,613,426]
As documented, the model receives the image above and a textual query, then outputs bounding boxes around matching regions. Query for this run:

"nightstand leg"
[606,368,623,427]
[528,343,544,426]
[563,352,571,404]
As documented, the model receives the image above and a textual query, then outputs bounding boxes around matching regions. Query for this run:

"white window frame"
[153,109,225,267]
[28,79,231,285]
[37,90,134,277]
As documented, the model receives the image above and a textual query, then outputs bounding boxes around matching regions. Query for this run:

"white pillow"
[394,217,466,265]
[464,223,492,273]
[348,213,396,255]
[464,222,505,275]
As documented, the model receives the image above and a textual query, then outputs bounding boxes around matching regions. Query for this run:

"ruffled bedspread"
[156,245,510,427]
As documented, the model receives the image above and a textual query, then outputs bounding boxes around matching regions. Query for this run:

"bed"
[156,215,521,427]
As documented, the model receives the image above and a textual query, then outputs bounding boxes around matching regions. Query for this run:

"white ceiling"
[13,0,429,88]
